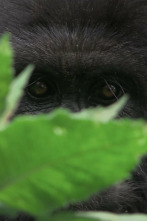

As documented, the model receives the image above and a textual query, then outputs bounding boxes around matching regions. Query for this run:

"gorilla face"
[0,0,147,118]
[1,0,147,218]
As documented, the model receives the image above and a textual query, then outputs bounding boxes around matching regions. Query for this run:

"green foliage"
[0,35,13,113]
[0,65,34,128]
[72,95,128,123]
[0,35,146,221]
[78,212,147,221]
[0,112,146,216]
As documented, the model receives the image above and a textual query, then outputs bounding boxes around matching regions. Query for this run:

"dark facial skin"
[0,0,147,220]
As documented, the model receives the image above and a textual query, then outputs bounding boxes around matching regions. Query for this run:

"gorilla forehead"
[1,0,147,35]
[7,0,147,29]
[13,25,143,78]
[1,0,146,78]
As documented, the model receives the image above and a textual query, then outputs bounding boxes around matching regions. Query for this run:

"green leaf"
[0,65,34,127]
[0,111,146,216]
[36,213,95,221]
[79,212,147,221]
[72,96,128,123]
[0,35,13,113]
[6,65,34,114]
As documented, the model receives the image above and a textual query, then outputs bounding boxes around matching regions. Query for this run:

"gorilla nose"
[60,96,81,112]
[61,102,81,112]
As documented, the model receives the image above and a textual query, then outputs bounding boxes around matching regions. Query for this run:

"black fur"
[0,0,147,220]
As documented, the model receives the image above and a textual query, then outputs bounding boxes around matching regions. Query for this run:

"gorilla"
[0,0,147,220]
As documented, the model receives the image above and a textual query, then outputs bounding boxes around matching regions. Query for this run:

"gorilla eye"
[89,80,124,106]
[27,80,55,98]
[28,81,48,97]
[102,84,118,99]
